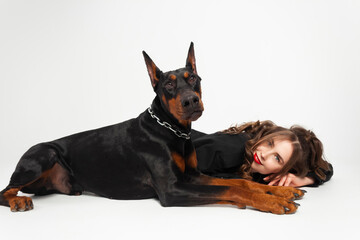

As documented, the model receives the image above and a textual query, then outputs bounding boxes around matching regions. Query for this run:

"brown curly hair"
[222,120,331,181]
[290,126,330,181]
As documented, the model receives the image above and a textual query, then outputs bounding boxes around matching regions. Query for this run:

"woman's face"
[251,138,293,175]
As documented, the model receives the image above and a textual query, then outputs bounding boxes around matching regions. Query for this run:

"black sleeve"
[305,163,334,187]
[193,132,249,177]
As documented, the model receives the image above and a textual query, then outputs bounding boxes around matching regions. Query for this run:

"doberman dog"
[0,43,304,214]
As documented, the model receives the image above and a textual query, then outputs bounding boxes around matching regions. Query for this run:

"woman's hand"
[263,173,315,187]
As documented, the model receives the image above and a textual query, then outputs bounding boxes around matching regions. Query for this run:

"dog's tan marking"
[186,150,198,169]
[170,74,177,80]
[171,152,185,173]
[167,96,190,127]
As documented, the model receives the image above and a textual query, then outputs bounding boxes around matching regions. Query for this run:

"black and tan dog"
[0,43,304,214]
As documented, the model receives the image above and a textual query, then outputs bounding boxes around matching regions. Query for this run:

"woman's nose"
[261,152,269,161]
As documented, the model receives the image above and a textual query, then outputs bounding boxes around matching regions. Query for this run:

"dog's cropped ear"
[186,42,197,74]
[143,51,162,89]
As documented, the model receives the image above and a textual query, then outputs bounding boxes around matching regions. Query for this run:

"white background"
[0,0,359,239]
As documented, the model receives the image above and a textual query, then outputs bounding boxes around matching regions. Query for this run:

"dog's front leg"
[155,181,300,214]
[156,182,245,208]
[189,173,305,200]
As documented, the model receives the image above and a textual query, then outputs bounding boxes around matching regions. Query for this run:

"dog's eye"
[165,82,175,90]
[188,76,196,85]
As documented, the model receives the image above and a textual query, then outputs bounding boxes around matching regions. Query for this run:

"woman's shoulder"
[191,129,208,139]
[191,129,250,144]
[192,130,250,174]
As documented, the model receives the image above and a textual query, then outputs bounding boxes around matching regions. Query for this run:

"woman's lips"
[254,153,262,165]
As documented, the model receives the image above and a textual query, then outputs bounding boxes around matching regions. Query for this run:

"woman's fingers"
[267,175,281,186]
[264,173,306,187]
[278,175,288,186]
[267,174,294,186]
[267,178,279,186]
[263,174,274,182]
[284,175,294,186]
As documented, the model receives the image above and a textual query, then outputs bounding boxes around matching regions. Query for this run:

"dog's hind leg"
[0,143,81,212]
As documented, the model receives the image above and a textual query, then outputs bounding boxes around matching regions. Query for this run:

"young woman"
[192,121,333,187]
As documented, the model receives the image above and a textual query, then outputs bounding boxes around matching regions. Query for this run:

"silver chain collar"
[147,107,191,140]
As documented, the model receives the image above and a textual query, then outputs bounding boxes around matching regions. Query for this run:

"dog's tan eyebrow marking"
[170,74,177,80]
[184,72,189,78]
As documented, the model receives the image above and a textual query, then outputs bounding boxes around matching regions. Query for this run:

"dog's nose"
[181,95,200,108]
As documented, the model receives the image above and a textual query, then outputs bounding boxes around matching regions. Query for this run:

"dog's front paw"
[9,196,34,212]
[252,193,300,214]
[265,185,305,201]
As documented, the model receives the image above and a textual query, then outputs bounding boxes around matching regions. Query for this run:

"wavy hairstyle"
[222,121,330,181]
[289,126,330,181]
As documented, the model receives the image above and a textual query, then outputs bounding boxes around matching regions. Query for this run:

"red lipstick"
[254,153,262,165]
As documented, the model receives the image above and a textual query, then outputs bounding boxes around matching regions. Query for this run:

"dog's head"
[143,42,204,127]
